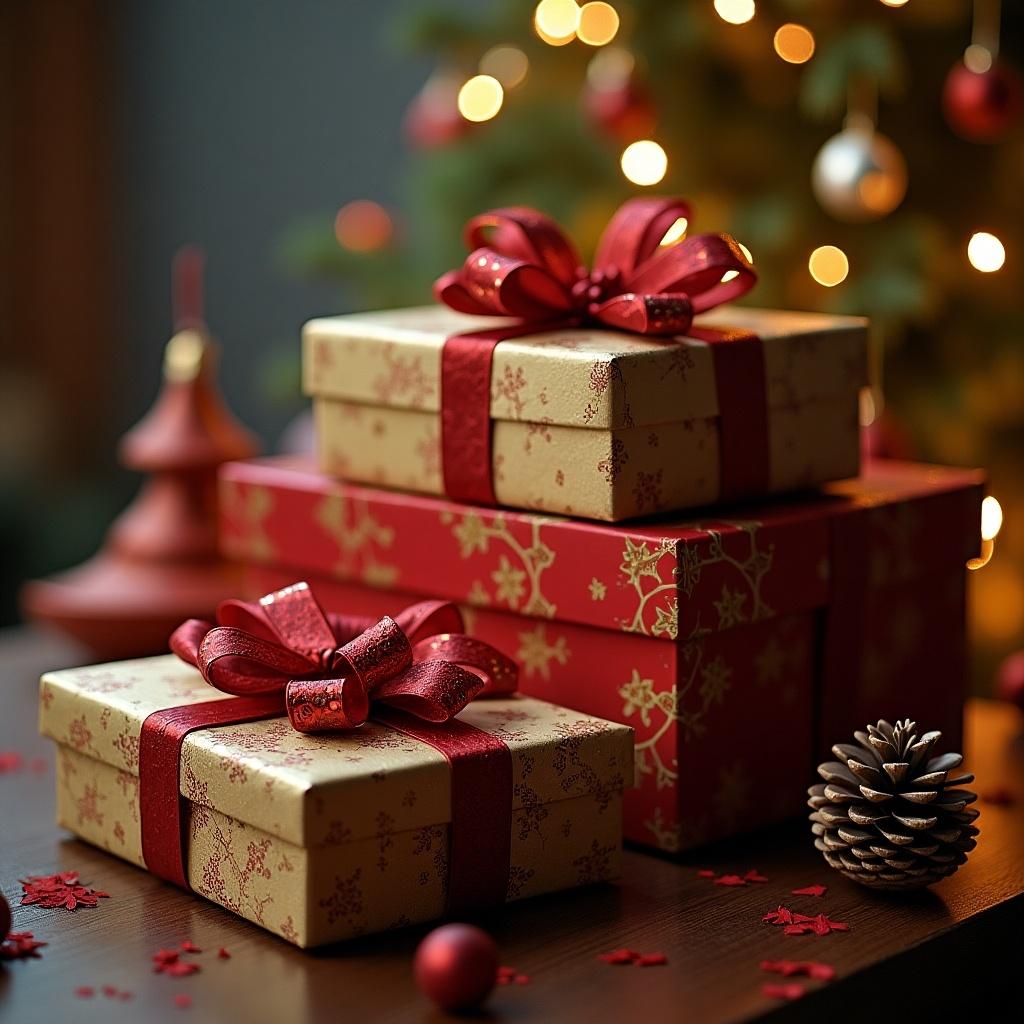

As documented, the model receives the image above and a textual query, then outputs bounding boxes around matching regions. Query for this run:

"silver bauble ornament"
[811,126,907,222]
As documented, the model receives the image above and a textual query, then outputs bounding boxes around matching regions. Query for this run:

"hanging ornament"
[812,80,907,223]
[582,47,656,144]
[404,70,469,150]
[943,0,1021,143]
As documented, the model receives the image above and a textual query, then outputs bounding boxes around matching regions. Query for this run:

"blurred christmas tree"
[283,0,1023,689]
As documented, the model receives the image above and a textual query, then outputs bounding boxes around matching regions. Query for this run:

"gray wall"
[116,0,432,444]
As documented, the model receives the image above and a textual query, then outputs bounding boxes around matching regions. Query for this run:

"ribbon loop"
[168,582,518,735]
[433,196,763,507]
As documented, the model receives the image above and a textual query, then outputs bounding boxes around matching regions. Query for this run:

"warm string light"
[535,0,580,44]
[714,0,756,26]
[577,2,620,46]
[963,43,994,73]
[479,46,529,89]
[808,245,849,287]
[457,75,504,122]
[773,24,815,64]
[967,231,1005,272]
[879,0,910,7]
[620,139,667,185]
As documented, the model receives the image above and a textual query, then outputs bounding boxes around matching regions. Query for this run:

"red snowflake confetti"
[20,872,110,912]
[74,986,95,999]
[497,965,530,985]
[744,870,768,884]
[0,931,47,960]
[0,751,24,773]
[180,940,202,953]
[696,869,716,878]
[714,874,748,887]
[174,994,193,1009]
[761,960,836,982]
[791,884,827,898]
[153,945,202,976]
[217,947,231,959]
[597,949,667,966]
[636,953,668,966]
[764,907,848,937]
[762,982,804,1001]
[102,985,118,997]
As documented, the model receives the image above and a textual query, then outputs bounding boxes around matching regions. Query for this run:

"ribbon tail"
[169,619,214,668]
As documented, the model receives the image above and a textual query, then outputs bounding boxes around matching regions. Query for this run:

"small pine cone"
[808,719,979,889]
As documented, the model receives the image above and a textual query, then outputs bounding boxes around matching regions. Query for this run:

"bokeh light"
[535,0,580,43]
[808,245,849,287]
[968,232,1005,273]
[982,496,1004,541]
[457,75,504,122]
[577,2,620,46]
[721,241,753,283]
[879,0,910,7]
[659,217,688,246]
[963,44,993,74]
[773,24,815,64]
[620,140,668,186]
[479,46,529,89]
[334,201,394,253]
[586,46,635,88]
[713,0,756,26]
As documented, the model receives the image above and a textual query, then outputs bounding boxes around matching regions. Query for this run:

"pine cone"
[808,719,979,889]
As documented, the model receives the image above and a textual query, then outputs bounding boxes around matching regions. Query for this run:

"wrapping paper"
[218,458,982,853]
[40,658,632,946]
[303,304,867,520]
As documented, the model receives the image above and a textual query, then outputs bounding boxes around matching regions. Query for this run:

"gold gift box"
[303,304,867,521]
[40,656,633,948]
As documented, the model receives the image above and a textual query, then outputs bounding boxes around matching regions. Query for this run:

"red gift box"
[218,458,982,853]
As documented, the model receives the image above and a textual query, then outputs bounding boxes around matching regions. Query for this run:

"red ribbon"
[140,582,517,910]
[434,197,767,506]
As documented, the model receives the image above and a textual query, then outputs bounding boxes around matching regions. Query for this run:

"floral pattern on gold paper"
[443,510,557,618]
[315,492,399,588]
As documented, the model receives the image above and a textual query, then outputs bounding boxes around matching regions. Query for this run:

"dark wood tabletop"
[1,626,1022,1024]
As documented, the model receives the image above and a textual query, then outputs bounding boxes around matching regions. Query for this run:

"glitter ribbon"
[434,197,769,505]
[139,582,517,908]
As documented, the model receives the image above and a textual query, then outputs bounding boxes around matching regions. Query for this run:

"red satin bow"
[434,197,756,336]
[169,582,517,734]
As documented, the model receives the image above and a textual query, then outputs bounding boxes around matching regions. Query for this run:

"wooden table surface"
[1,626,1022,1024]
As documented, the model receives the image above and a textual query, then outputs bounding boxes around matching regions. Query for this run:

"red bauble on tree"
[996,650,1024,712]
[413,923,498,1012]
[943,59,1022,142]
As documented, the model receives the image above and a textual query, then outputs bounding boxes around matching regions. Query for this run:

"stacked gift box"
[41,200,983,943]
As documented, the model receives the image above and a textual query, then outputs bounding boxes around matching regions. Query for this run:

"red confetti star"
[744,870,768,883]
[636,953,668,966]
[0,931,47,960]
[762,982,804,1001]
[762,906,794,926]
[791,884,827,898]
[760,960,836,982]
[217,947,231,959]
[20,872,110,912]
[0,751,24,773]
[696,869,716,878]
[102,985,119,998]
[714,874,748,887]
[598,948,638,964]
[174,994,193,1009]
[180,940,202,953]
[163,961,201,978]
[74,987,95,999]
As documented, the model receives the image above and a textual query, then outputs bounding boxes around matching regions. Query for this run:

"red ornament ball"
[943,60,1022,142]
[0,890,11,941]
[996,650,1024,712]
[413,923,498,1011]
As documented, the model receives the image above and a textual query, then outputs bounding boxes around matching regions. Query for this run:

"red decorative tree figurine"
[22,248,259,658]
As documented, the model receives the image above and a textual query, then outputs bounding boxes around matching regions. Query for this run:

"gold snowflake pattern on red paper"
[315,491,398,588]
[516,623,570,680]
[220,480,275,563]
